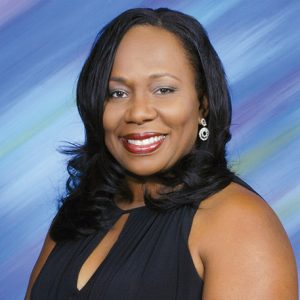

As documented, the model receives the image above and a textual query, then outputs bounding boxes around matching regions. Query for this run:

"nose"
[124,93,157,125]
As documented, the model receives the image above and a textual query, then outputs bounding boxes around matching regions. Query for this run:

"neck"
[127,176,160,203]
[114,175,163,209]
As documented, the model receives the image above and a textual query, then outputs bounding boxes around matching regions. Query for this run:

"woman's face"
[103,25,204,176]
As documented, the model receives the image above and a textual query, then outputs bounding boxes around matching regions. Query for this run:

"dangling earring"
[199,118,209,141]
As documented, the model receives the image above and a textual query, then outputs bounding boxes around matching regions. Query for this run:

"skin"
[103,26,206,207]
[25,25,298,299]
[103,25,205,202]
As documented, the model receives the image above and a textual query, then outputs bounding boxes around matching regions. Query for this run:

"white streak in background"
[218,8,292,84]
[185,0,242,25]
[0,2,299,297]
[0,0,41,28]
[233,74,300,138]
[229,97,300,184]
[0,108,81,211]
[0,55,84,157]
[0,57,84,211]
[232,128,300,202]
[0,146,66,214]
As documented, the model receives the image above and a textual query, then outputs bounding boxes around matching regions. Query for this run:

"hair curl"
[49,7,253,242]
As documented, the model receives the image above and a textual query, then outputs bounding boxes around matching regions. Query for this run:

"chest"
[31,207,204,299]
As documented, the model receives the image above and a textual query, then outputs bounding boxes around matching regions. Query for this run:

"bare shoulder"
[24,232,56,300]
[192,182,298,299]
[195,182,292,252]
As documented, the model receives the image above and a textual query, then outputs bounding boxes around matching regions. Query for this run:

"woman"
[25,7,298,299]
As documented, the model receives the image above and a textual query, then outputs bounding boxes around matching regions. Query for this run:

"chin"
[123,162,167,178]
[126,168,160,177]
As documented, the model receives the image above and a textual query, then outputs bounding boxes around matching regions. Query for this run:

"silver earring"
[199,118,209,141]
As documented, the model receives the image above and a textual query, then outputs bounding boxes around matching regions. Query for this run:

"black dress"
[31,201,204,299]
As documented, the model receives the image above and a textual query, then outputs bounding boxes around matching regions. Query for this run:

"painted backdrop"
[0,1,299,299]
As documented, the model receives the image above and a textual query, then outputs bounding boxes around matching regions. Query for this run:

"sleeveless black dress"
[31,201,204,299]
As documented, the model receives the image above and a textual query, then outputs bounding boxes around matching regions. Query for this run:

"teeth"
[127,135,165,146]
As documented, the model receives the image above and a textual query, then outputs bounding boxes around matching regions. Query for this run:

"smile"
[120,133,167,154]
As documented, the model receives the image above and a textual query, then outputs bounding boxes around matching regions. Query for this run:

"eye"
[155,87,176,95]
[109,89,128,99]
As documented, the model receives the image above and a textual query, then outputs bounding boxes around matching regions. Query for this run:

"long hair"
[49,7,248,242]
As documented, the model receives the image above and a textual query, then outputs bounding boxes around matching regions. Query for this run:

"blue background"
[0,1,299,299]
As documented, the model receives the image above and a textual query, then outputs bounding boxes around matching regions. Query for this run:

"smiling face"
[103,25,205,177]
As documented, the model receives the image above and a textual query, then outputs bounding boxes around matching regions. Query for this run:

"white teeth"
[126,135,165,146]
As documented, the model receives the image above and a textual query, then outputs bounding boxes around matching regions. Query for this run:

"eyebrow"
[109,73,181,83]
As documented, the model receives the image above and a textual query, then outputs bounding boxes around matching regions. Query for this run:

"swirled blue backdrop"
[0,1,299,299]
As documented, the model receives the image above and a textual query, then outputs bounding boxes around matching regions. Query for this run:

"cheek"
[102,105,111,132]
[102,105,121,150]
[161,99,199,131]
[161,99,199,157]
[103,104,120,133]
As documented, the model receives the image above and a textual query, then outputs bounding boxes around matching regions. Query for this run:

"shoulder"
[24,232,56,300]
[194,182,287,242]
[192,182,298,299]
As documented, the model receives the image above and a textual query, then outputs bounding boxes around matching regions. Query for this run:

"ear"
[198,95,209,123]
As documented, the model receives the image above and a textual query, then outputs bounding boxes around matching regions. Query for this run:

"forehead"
[110,25,194,80]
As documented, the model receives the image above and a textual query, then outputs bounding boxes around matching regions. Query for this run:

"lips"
[120,132,167,154]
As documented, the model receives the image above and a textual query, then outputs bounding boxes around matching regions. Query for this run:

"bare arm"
[199,184,298,299]
[24,232,56,300]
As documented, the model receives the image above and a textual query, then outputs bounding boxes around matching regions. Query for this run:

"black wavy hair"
[49,7,250,242]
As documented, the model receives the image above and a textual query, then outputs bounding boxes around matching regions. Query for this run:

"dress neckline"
[113,201,147,214]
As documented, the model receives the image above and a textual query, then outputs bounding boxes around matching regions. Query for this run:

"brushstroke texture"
[0,1,299,298]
